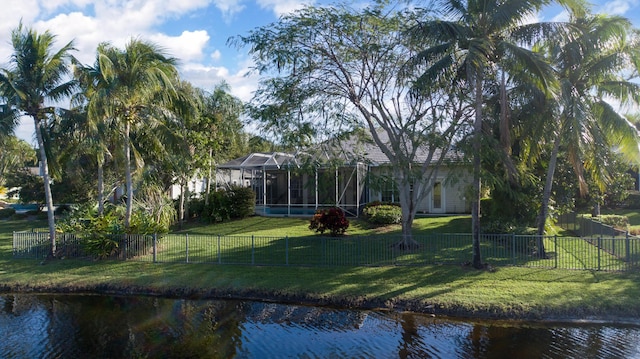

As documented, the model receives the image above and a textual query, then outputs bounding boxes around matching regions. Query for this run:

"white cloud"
[256,0,312,17]
[0,1,40,64]
[34,12,105,65]
[600,0,637,15]
[149,30,210,63]
[39,0,94,13]
[180,59,259,101]
[210,49,222,61]
[212,0,246,19]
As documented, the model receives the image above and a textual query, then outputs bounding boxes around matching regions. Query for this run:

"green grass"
[2,216,640,321]
[174,215,473,236]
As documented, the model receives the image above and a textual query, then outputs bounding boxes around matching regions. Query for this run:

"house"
[217,131,472,217]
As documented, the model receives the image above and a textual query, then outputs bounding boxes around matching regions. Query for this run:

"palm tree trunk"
[33,117,56,258]
[536,132,562,258]
[205,149,212,206]
[97,157,104,216]
[124,121,133,229]
[471,75,483,269]
[179,180,185,230]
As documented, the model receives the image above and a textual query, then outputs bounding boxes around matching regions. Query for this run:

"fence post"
[153,233,157,263]
[185,233,189,263]
[217,235,221,264]
[597,236,602,271]
[251,235,255,265]
[512,233,516,266]
[123,234,128,260]
[554,235,558,269]
[285,236,289,266]
[626,232,631,270]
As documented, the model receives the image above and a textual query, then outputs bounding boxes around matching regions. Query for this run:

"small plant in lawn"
[309,207,349,236]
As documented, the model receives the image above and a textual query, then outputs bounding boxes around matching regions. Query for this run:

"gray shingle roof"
[219,129,463,169]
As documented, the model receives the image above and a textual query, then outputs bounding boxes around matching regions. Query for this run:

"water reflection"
[0,294,639,358]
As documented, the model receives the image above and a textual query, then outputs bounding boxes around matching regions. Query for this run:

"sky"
[1,0,639,145]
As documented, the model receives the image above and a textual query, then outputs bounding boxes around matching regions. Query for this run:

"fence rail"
[556,212,630,238]
[13,231,640,271]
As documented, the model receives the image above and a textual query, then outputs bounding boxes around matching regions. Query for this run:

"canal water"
[0,293,639,358]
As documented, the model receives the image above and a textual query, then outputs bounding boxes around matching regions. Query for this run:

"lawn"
[2,216,640,321]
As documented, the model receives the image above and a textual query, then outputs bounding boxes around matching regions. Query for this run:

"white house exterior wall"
[368,166,471,214]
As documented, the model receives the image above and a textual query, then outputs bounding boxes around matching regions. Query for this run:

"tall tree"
[86,39,182,229]
[234,5,469,248]
[0,23,76,257]
[409,0,558,268]
[70,47,122,215]
[535,13,640,243]
[197,82,245,203]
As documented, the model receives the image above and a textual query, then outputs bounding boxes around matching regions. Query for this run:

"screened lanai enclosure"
[217,147,472,217]
[217,152,368,217]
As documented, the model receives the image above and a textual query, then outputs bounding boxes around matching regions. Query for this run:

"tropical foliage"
[1,0,639,269]
[0,23,77,256]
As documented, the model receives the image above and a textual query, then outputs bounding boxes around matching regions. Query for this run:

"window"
[433,182,442,209]
[381,179,399,203]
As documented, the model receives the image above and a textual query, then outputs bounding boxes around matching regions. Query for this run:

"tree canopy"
[234,4,472,247]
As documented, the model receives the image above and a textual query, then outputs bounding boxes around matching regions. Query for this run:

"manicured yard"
[2,216,640,321]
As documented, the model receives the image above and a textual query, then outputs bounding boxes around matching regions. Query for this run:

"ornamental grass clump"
[309,207,349,236]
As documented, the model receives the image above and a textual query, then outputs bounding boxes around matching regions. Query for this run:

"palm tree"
[87,39,182,229]
[71,46,122,216]
[200,82,244,203]
[535,13,640,244]
[409,0,558,268]
[0,23,76,257]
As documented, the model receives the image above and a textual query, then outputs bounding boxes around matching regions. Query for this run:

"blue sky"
[1,0,639,144]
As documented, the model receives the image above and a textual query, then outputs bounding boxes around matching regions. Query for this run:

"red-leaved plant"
[309,207,349,236]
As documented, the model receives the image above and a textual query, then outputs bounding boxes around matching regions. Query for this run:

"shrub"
[309,207,349,236]
[83,234,120,259]
[594,214,629,230]
[209,190,232,222]
[193,186,256,223]
[188,197,206,220]
[0,207,16,219]
[228,186,256,219]
[363,203,401,225]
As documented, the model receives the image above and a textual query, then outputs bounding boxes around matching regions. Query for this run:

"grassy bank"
[2,217,640,322]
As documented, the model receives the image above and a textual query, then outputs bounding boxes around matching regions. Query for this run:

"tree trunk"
[97,157,104,216]
[179,180,185,230]
[124,121,133,229]
[471,75,483,269]
[205,149,212,206]
[592,201,601,217]
[394,180,419,250]
[536,131,562,258]
[33,117,56,258]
